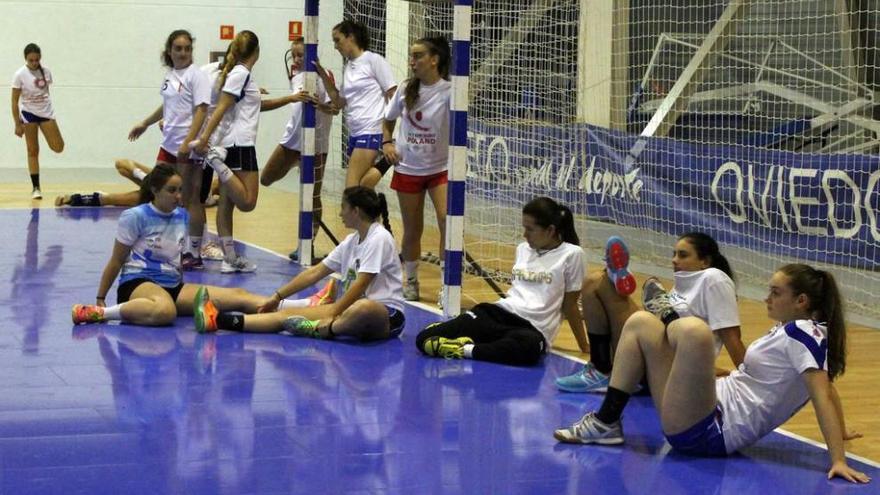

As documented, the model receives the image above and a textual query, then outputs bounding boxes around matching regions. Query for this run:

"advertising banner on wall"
[466,121,880,268]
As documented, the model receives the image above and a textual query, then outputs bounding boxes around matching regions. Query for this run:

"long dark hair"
[23,43,47,86]
[342,186,391,233]
[218,30,259,89]
[778,264,846,380]
[333,20,370,51]
[522,197,579,245]
[404,36,451,111]
[138,163,179,204]
[162,30,194,68]
[679,232,735,282]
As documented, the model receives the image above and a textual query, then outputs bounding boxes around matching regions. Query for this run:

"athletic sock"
[132,168,147,181]
[596,386,631,425]
[210,158,234,183]
[221,236,236,261]
[278,298,310,310]
[102,303,125,321]
[404,260,419,280]
[30,174,40,189]
[216,312,245,331]
[587,332,613,374]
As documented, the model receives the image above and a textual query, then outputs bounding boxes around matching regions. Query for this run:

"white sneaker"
[200,241,225,261]
[31,188,42,200]
[403,277,420,301]
[204,146,227,170]
[221,255,257,273]
[554,412,624,445]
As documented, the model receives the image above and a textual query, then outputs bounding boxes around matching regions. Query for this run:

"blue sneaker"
[556,362,610,393]
[605,236,636,296]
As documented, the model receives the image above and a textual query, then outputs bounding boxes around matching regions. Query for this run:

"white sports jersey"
[495,242,585,345]
[217,64,261,147]
[279,71,334,154]
[160,64,211,155]
[12,65,54,119]
[716,319,828,453]
[196,61,226,150]
[116,203,188,288]
[384,78,451,176]
[668,267,741,355]
[321,223,405,316]
[341,51,395,136]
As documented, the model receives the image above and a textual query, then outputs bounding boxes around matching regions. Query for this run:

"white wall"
[0,0,344,169]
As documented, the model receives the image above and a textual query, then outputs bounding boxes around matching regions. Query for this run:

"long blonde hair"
[217,30,259,89]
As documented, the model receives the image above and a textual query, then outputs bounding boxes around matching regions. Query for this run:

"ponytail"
[404,36,451,111]
[138,163,178,204]
[342,186,392,234]
[217,30,259,90]
[679,232,735,283]
[779,264,847,380]
[522,197,580,245]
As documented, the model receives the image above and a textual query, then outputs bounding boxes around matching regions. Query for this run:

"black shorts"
[117,278,184,303]
[226,146,259,172]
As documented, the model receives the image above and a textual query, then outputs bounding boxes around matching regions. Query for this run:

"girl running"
[556,233,746,393]
[415,197,587,367]
[314,20,397,188]
[554,264,870,484]
[382,36,451,303]
[71,164,266,327]
[194,186,406,342]
[128,30,211,270]
[11,43,64,200]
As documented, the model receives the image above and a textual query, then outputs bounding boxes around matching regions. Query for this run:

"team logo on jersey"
[406,112,431,132]
[34,78,47,89]
[415,111,423,121]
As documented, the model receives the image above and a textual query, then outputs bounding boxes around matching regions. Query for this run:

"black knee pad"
[374,156,392,176]
[69,192,101,207]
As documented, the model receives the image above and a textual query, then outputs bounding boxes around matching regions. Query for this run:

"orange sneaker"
[193,286,218,333]
[308,278,337,307]
[72,304,105,325]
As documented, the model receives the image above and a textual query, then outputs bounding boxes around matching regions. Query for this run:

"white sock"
[404,260,419,280]
[221,236,236,261]
[102,303,125,321]
[462,343,474,359]
[189,235,202,255]
[278,298,310,310]
[132,169,147,181]
[210,157,234,183]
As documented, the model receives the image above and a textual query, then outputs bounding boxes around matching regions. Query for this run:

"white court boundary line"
[28,209,876,471]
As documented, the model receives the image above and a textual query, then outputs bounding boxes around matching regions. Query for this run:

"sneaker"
[282,315,322,338]
[422,336,474,359]
[605,236,636,296]
[403,277,420,301]
[193,286,218,333]
[204,146,227,170]
[31,188,42,200]
[642,277,682,325]
[204,194,219,207]
[555,362,610,393]
[554,412,624,445]
[221,255,257,273]
[308,279,337,307]
[71,304,105,325]
[288,247,321,264]
[181,252,204,271]
[200,241,225,261]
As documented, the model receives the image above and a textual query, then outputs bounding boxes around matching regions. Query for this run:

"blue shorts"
[387,306,406,339]
[665,405,728,456]
[20,110,50,124]
[347,133,383,155]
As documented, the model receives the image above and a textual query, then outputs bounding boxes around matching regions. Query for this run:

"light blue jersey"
[116,203,188,288]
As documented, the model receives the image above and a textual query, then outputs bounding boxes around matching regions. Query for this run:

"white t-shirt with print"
[116,203,188,288]
[321,223,405,315]
[668,267,741,355]
[495,242,585,345]
[341,51,395,136]
[280,71,334,154]
[160,64,211,155]
[384,78,451,176]
[715,319,828,453]
[12,65,54,119]
[217,64,261,147]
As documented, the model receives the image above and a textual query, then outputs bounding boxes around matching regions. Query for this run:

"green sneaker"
[423,336,474,359]
[282,315,322,338]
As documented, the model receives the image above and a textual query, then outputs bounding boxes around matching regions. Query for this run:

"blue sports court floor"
[1,207,877,494]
